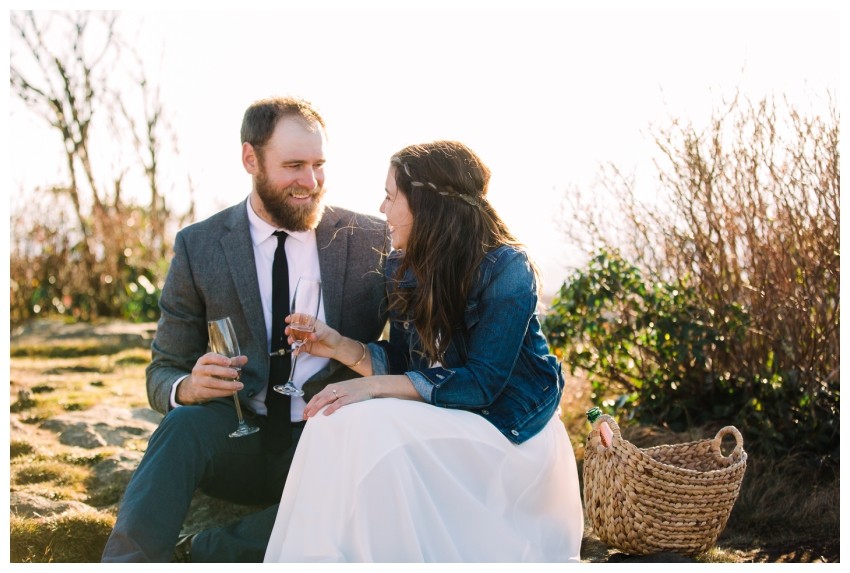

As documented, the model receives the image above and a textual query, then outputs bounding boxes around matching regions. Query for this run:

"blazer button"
[511,429,520,437]
[481,409,489,415]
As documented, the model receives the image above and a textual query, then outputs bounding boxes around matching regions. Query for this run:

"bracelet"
[346,341,368,369]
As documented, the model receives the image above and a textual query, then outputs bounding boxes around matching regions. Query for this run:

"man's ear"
[242,142,259,174]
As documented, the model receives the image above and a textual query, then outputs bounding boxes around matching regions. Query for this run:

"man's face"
[250,117,327,231]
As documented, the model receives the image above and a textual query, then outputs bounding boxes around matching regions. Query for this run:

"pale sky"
[5,0,844,295]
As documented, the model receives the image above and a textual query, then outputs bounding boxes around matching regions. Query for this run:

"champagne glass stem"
[287,346,300,385]
[273,342,305,396]
[228,369,257,437]
[232,393,247,422]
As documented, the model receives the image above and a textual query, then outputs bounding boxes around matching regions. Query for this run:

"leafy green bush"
[544,251,738,421]
[544,249,837,459]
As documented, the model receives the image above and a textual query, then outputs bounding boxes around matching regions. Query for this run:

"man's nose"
[296,167,319,189]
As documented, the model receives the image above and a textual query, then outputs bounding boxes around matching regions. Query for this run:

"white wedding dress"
[263,398,583,563]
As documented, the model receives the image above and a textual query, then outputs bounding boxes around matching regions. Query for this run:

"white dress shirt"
[245,198,328,420]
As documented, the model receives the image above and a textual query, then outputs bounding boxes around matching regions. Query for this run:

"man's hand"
[175,353,248,405]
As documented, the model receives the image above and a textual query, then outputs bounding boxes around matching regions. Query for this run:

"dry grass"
[11,511,116,563]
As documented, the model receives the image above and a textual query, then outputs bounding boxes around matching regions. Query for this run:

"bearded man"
[102,97,389,563]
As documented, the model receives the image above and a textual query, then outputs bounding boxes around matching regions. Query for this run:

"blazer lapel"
[315,208,347,331]
[221,201,266,350]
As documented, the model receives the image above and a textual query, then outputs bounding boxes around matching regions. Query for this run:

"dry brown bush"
[558,91,839,459]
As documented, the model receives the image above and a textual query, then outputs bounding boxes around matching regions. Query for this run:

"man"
[102,96,389,562]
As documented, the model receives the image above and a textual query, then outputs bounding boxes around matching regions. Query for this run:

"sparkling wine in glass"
[274,277,322,397]
[207,317,260,438]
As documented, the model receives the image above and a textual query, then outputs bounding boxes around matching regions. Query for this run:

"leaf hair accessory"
[395,158,481,208]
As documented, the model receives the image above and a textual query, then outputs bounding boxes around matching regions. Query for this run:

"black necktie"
[265,230,291,452]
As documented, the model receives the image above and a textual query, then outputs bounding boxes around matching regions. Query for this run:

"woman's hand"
[303,375,423,419]
[285,318,341,359]
[303,379,375,418]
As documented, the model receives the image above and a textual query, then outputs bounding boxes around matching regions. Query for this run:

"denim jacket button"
[481,409,489,415]
[511,429,520,436]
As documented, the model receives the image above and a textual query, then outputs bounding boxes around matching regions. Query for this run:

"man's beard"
[255,167,327,232]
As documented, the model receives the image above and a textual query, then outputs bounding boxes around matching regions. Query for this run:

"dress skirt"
[263,398,583,563]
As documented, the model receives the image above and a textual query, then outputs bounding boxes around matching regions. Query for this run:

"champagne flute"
[274,277,322,397]
[207,317,260,438]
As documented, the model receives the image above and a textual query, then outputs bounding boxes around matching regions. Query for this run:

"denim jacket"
[369,245,565,444]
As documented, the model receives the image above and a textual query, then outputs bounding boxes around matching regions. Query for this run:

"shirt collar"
[246,197,313,246]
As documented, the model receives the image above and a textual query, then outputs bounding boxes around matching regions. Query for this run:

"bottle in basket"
[586,407,613,448]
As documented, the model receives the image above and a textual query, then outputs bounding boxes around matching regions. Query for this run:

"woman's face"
[380,166,414,250]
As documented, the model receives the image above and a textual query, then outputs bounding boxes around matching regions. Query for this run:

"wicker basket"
[583,414,747,556]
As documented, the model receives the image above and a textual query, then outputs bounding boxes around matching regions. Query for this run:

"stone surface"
[11,492,94,519]
[11,318,156,349]
[40,405,162,449]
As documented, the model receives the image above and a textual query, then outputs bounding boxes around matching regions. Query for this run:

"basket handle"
[711,425,744,460]
[594,413,621,448]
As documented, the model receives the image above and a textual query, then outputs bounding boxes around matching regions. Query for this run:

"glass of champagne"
[274,277,322,397]
[207,317,260,438]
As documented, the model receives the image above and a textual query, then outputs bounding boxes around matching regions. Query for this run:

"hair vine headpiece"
[392,157,482,208]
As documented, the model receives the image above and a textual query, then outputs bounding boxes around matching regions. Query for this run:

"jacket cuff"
[405,370,435,402]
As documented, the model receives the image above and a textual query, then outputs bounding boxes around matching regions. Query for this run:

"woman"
[263,141,583,562]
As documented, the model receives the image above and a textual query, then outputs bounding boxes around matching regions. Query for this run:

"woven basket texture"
[583,414,747,556]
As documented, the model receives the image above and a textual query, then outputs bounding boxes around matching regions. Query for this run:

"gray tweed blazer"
[146,200,389,414]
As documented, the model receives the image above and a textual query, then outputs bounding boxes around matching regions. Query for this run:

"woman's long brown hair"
[388,141,540,364]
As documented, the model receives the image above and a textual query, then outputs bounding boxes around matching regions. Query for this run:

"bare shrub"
[551,91,838,458]
[9,11,194,324]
